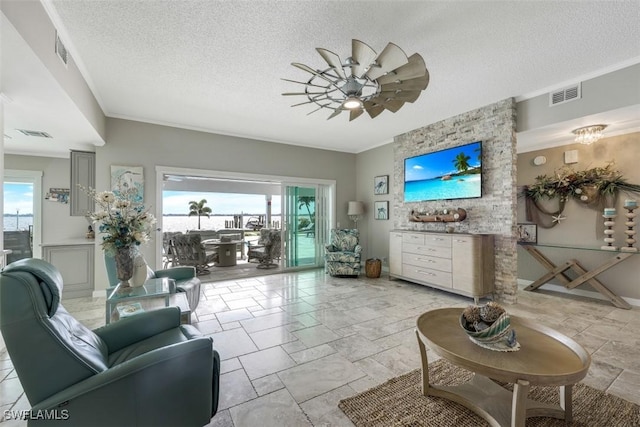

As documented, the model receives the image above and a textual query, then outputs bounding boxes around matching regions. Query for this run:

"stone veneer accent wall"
[393,98,518,303]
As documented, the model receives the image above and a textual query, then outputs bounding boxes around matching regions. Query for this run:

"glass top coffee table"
[105,277,171,324]
[416,308,591,427]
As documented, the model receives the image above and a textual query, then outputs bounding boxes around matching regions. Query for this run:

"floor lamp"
[347,201,365,229]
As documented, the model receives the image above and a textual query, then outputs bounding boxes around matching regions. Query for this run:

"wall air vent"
[17,129,53,138]
[55,30,69,66]
[549,83,581,106]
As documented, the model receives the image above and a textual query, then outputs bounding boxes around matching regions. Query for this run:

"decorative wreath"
[522,162,640,228]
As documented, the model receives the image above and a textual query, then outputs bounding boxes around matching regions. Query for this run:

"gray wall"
[355,143,395,263]
[517,131,640,301]
[517,63,640,132]
[92,117,357,290]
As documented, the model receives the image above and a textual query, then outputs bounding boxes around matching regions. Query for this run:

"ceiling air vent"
[549,83,581,106]
[55,30,68,66]
[17,129,53,138]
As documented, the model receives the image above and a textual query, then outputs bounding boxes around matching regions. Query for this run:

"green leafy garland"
[523,162,640,228]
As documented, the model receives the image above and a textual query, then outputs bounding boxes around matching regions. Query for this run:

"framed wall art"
[374,175,388,195]
[45,188,69,204]
[374,201,389,220]
[516,223,537,244]
[111,165,144,203]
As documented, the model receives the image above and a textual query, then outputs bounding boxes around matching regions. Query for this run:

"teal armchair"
[0,259,220,426]
[105,253,202,311]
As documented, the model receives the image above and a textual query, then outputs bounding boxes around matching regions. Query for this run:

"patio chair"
[300,223,315,237]
[171,233,218,275]
[3,230,32,264]
[247,229,281,269]
[162,231,181,268]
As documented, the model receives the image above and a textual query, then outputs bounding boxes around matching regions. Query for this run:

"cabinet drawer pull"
[416,269,436,276]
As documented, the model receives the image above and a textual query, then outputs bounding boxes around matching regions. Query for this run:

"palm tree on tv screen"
[188,199,212,229]
[453,152,471,173]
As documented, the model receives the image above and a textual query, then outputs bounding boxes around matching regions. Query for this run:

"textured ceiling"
[8,1,640,155]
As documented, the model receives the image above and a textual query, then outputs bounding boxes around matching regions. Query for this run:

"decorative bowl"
[459,310,520,352]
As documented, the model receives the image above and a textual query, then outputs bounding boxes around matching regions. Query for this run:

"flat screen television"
[404,141,482,202]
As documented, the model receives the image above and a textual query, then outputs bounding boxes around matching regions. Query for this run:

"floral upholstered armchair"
[324,229,362,277]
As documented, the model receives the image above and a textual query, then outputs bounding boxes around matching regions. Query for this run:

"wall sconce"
[572,124,607,145]
[347,201,365,228]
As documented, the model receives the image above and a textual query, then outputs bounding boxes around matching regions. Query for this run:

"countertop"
[41,239,96,247]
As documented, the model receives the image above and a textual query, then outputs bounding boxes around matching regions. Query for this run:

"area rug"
[339,359,640,426]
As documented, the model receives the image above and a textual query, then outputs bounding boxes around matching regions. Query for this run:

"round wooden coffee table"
[416,308,591,427]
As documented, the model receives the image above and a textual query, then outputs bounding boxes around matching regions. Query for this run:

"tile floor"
[1,269,639,426]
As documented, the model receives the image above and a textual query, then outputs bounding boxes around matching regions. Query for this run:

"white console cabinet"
[389,230,494,302]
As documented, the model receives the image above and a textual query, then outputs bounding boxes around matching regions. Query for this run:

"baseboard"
[517,278,640,308]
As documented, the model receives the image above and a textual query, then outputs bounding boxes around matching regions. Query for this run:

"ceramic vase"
[114,247,135,288]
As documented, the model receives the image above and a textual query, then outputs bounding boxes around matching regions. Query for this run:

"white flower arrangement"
[81,184,156,256]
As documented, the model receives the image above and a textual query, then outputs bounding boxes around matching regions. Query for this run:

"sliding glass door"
[281,183,332,269]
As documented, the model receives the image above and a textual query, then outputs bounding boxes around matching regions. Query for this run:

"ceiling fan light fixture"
[283,39,429,121]
[572,124,607,145]
[343,96,363,110]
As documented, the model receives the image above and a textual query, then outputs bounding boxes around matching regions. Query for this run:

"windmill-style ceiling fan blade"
[290,100,318,107]
[281,78,331,90]
[351,39,377,78]
[327,109,342,120]
[349,109,364,121]
[376,53,427,85]
[290,95,333,107]
[368,96,405,113]
[282,92,327,96]
[363,101,385,119]
[316,48,346,80]
[307,104,332,115]
[380,74,429,92]
[377,90,421,103]
[366,42,408,80]
[382,99,404,113]
[292,63,339,87]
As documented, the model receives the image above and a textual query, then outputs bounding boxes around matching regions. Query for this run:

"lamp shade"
[347,201,365,216]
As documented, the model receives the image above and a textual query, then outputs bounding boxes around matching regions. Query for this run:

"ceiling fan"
[283,39,429,121]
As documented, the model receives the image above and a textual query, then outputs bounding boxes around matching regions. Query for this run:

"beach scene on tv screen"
[404,142,482,202]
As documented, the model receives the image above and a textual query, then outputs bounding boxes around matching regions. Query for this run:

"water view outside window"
[162,191,284,232]
[3,182,34,231]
